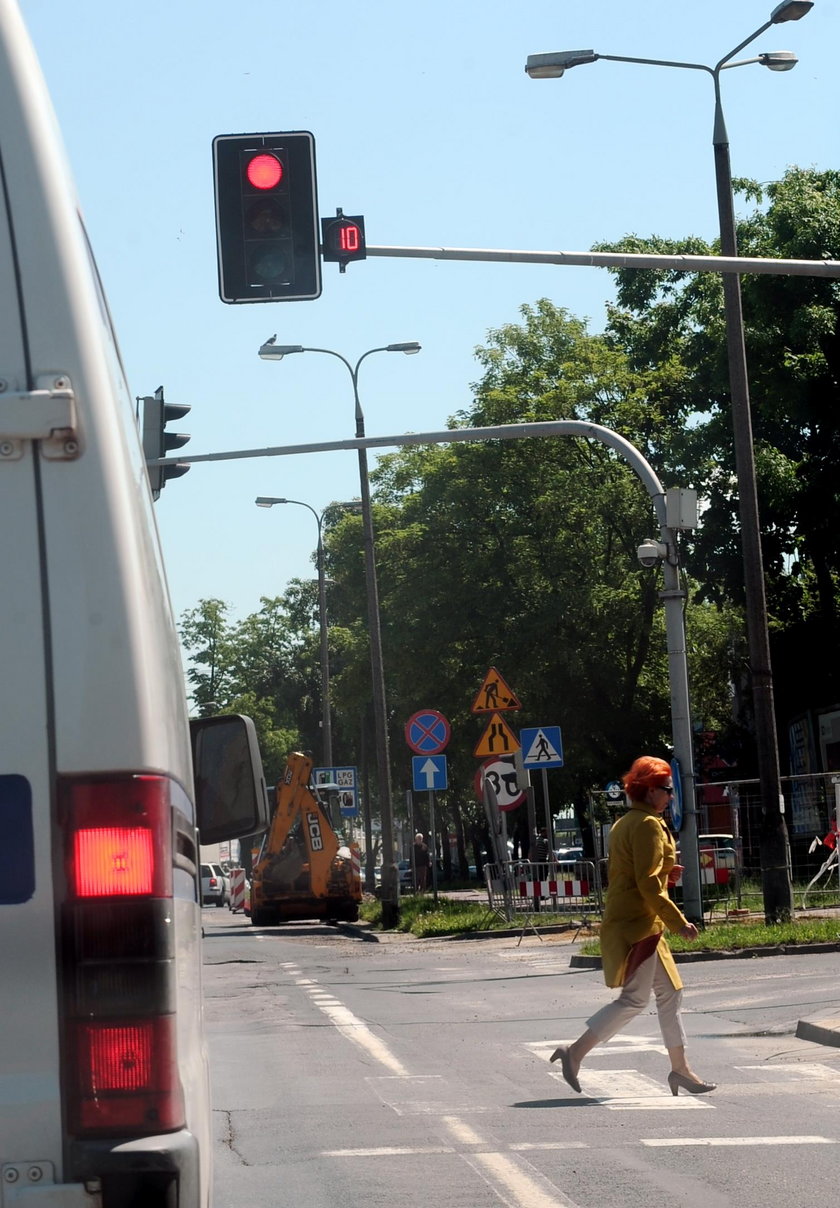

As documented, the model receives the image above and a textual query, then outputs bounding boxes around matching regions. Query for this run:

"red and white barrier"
[229,867,247,912]
[518,877,590,898]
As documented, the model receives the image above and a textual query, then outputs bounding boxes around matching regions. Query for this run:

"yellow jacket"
[600,801,688,989]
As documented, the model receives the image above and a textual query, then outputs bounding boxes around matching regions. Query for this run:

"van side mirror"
[190,714,269,844]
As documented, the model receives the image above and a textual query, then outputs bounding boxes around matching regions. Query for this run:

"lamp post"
[258,339,421,927]
[525,1,813,922]
[255,496,332,768]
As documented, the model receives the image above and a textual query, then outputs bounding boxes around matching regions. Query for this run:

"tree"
[596,168,840,726]
[350,303,739,840]
[179,598,234,716]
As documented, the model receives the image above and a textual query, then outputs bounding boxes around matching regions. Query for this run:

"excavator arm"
[253,752,340,901]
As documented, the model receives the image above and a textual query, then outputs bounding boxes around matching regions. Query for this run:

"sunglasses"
[657,784,674,794]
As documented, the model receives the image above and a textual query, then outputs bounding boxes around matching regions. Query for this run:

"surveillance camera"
[637,539,668,568]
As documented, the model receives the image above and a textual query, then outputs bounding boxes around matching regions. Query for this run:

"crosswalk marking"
[642,1136,835,1147]
[548,1067,712,1109]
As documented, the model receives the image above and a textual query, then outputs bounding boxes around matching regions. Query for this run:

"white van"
[0,3,267,1204]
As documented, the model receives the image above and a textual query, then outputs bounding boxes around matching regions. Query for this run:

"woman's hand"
[679,922,698,941]
[667,864,684,887]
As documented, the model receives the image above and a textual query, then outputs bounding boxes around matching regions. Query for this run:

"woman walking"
[551,756,716,1097]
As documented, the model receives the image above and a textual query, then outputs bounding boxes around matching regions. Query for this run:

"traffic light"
[141,386,191,500]
[212,131,321,303]
[321,211,366,272]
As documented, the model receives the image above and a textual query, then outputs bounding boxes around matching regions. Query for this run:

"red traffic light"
[213,131,321,303]
[246,153,283,190]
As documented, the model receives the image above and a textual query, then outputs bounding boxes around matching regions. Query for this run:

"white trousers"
[585,951,687,1050]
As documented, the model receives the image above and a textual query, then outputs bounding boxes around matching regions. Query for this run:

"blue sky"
[21,0,839,627]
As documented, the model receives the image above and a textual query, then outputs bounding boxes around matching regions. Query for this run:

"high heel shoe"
[667,1070,717,1096]
[549,1046,582,1094]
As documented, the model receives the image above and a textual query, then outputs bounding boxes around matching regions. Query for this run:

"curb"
[795,1017,840,1048]
[418,923,590,943]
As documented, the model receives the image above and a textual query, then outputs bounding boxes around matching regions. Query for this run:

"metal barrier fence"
[484,859,603,939]
[694,771,840,913]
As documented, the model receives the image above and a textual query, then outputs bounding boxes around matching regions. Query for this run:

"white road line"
[314,997,409,1076]
[442,1117,582,1208]
[323,1146,456,1157]
[642,1136,835,1147]
[285,963,409,1075]
[509,1142,589,1152]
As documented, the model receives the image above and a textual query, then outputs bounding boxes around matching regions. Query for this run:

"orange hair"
[622,756,672,802]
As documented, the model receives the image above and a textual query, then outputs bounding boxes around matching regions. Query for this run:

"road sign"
[473,712,520,758]
[313,765,359,816]
[470,667,521,714]
[605,780,624,802]
[669,759,683,831]
[412,755,448,792]
[520,725,564,769]
[404,709,451,755]
[474,756,525,811]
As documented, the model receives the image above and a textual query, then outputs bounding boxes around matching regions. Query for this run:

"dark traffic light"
[321,211,366,271]
[141,386,191,500]
[212,131,321,303]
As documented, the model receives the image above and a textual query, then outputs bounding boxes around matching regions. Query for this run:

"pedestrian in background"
[531,827,550,863]
[413,832,430,892]
[550,755,716,1098]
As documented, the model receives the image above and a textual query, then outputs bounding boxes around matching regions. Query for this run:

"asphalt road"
[202,909,840,1208]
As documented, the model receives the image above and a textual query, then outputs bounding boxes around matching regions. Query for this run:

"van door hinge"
[0,375,79,461]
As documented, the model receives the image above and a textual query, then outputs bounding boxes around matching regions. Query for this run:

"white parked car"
[201,863,230,907]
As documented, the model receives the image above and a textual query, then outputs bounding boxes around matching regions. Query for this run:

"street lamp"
[525,1,814,922]
[258,339,421,927]
[254,496,333,768]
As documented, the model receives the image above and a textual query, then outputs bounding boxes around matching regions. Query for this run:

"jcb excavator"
[250,751,362,924]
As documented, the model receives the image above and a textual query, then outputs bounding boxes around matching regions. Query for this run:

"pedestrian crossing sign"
[520,725,564,769]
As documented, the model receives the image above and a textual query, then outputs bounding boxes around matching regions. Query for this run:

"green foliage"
[581,916,840,956]
[359,895,504,937]
[596,168,840,728]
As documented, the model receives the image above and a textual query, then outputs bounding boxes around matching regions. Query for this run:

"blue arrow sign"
[412,754,448,792]
[520,726,564,769]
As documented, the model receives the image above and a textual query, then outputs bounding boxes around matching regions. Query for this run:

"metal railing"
[483,859,603,940]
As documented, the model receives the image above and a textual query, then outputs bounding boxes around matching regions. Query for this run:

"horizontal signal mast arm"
[364,243,840,278]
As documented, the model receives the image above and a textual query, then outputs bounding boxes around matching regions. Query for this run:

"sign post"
[405,713,450,905]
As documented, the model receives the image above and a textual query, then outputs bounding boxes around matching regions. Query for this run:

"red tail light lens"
[70,1016,184,1133]
[75,827,155,896]
[64,775,172,900]
[89,1022,152,1091]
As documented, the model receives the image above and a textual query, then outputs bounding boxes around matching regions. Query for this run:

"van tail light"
[60,775,185,1136]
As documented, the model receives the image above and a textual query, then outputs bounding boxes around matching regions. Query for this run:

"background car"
[698,834,737,870]
[200,862,230,907]
[554,846,585,867]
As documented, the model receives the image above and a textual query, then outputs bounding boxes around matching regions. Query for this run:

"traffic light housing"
[212,131,321,303]
[321,211,366,271]
[142,386,191,500]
